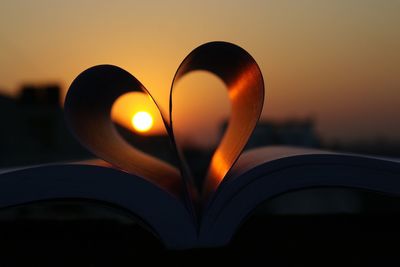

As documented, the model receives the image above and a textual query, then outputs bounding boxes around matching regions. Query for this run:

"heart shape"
[64,41,264,199]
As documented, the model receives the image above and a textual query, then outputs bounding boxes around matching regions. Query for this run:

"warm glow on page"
[207,150,231,189]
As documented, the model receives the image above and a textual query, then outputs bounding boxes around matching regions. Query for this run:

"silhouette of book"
[0,42,399,249]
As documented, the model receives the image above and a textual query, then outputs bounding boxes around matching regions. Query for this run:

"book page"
[228,146,331,179]
[169,42,265,196]
[64,65,182,196]
[199,146,400,246]
[0,164,197,249]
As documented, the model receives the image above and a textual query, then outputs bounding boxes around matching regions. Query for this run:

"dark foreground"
[0,214,399,266]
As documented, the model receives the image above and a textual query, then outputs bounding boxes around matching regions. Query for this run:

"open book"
[0,42,399,249]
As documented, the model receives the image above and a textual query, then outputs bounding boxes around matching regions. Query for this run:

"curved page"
[199,146,400,246]
[170,42,265,194]
[0,164,196,249]
[64,65,181,195]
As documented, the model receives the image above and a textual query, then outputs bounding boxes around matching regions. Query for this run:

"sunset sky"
[1,0,399,147]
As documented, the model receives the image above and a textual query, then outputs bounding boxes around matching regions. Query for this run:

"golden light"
[131,111,154,132]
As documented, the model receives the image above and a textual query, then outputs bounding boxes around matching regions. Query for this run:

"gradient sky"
[1,0,399,147]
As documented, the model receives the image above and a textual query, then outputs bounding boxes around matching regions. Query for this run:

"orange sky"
[1,0,399,146]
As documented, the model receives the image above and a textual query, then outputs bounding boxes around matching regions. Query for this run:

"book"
[0,41,399,249]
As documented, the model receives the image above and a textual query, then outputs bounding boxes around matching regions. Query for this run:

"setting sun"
[131,111,154,132]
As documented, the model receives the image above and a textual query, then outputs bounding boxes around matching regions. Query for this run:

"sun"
[131,111,154,132]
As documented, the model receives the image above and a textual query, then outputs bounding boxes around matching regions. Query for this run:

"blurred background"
[1,0,399,168]
[0,1,399,262]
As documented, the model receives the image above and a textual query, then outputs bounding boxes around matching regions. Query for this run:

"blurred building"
[0,85,88,167]
[245,119,321,149]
